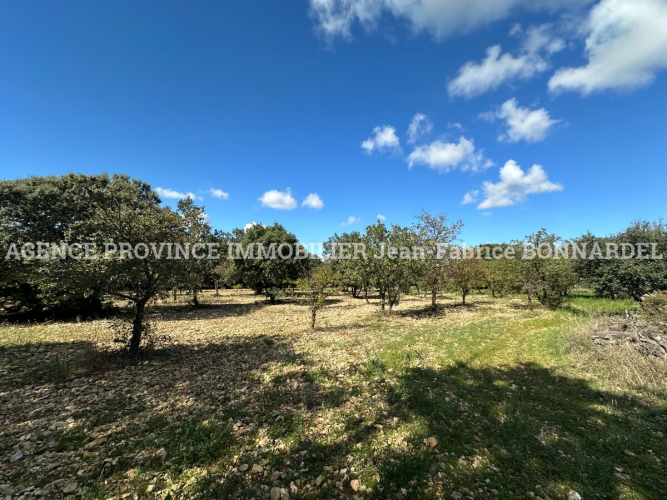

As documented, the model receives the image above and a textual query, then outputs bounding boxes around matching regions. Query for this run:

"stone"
[350,479,360,491]
[9,451,23,463]
[567,491,582,500]
[270,486,289,500]
[252,463,264,473]
[239,464,249,472]
[155,448,167,463]
[62,481,77,494]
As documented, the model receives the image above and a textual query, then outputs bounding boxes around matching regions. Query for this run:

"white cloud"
[341,215,360,226]
[461,190,479,205]
[309,0,589,42]
[549,0,667,95]
[448,45,548,98]
[377,214,386,221]
[362,125,401,154]
[406,113,433,144]
[478,160,563,209]
[515,23,566,55]
[155,187,198,200]
[244,222,263,231]
[209,188,229,200]
[259,188,298,210]
[407,136,493,173]
[302,193,324,210]
[492,98,560,143]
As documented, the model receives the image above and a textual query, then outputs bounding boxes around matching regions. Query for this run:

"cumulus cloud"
[362,125,402,154]
[209,188,229,200]
[549,0,667,95]
[448,45,548,98]
[244,222,263,231]
[377,214,386,221]
[308,0,589,42]
[406,113,433,144]
[341,215,360,226]
[490,98,560,143]
[155,187,197,200]
[461,190,479,205]
[259,188,298,210]
[407,136,493,173]
[302,193,324,210]
[478,160,563,209]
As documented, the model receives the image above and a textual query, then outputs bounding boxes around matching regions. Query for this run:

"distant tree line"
[1,173,665,350]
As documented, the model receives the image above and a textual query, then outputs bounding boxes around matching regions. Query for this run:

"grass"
[0,290,665,499]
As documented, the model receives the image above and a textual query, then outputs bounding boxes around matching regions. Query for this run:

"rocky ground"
[1,290,665,499]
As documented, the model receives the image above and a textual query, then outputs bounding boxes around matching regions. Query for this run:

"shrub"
[641,291,667,323]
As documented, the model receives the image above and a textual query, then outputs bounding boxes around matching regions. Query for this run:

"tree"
[413,211,462,309]
[323,231,366,298]
[0,174,107,318]
[80,174,187,353]
[363,222,420,313]
[297,263,338,329]
[175,198,212,306]
[519,230,576,307]
[232,223,308,304]
[447,253,488,305]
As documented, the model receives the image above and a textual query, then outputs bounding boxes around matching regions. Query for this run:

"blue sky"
[1,0,666,245]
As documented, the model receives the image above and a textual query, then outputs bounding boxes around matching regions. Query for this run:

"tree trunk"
[431,288,437,309]
[129,298,147,355]
[462,290,467,305]
[269,294,276,305]
[193,289,200,307]
[173,288,177,302]
[215,280,219,296]
[311,307,316,329]
[365,287,369,304]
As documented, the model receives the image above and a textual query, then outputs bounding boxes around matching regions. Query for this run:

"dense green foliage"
[2,172,667,343]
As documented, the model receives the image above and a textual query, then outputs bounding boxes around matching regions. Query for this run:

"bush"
[641,291,667,323]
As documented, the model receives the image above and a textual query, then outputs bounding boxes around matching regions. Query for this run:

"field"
[1,290,665,500]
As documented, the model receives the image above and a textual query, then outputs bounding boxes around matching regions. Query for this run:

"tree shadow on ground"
[147,301,271,320]
[368,362,666,499]
[4,337,667,499]
[211,362,666,500]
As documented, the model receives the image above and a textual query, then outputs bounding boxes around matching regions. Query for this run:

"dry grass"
[0,290,665,500]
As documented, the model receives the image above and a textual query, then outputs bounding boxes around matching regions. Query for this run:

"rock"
[425,436,438,448]
[252,464,264,473]
[568,491,582,500]
[350,479,360,491]
[62,481,77,494]
[9,451,23,463]
[271,471,281,481]
[126,468,139,480]
[270,486,289,500]
[239,464,249,472]
[289,481,298,494]
[452,493,462,499]
[155,448,167,463]
[315,475,324,486]
[147,484,155,492]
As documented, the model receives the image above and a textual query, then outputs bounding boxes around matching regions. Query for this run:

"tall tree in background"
[176,197,212,306]
[447,252,488,305]
[232,223,307,304]
[414,211,462,309]
[364,222,420,313]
